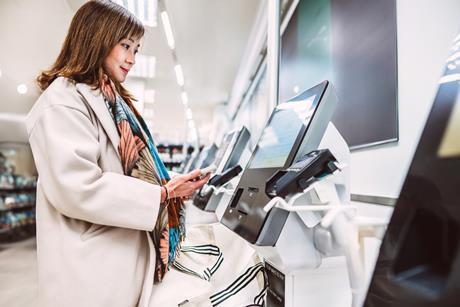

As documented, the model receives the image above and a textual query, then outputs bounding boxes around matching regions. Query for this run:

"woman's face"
[103,37,141,83]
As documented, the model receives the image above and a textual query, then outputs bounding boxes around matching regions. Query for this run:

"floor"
[0,238,38,307]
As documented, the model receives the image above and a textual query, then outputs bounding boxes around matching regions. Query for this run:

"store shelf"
[157,143,201,172]
[0,202,35,212]
[164,161,182,166]
[0,187,36,194]
[0,223,36,243]
[0,144,37,243]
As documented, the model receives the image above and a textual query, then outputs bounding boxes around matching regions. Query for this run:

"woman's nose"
[126,52,136,65]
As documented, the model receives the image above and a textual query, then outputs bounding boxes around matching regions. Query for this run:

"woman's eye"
[121,43,130,49]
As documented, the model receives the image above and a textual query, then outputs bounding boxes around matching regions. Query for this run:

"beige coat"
[26,77,161,307]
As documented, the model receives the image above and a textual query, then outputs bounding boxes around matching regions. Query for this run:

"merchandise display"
[156,143,204,172]
[0,150,37,243]
[156,143,188,171]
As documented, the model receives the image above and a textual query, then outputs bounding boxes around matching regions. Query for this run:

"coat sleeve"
[28,103,161,231]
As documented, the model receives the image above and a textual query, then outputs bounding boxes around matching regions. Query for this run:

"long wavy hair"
[37,0,144,103]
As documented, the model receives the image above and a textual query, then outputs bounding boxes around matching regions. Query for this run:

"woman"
[26,1,209,306]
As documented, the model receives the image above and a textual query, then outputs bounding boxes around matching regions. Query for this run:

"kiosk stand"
[192,126,252,213]
[259,123,366,307]
[199,145,252,214]
[219,81,383,306]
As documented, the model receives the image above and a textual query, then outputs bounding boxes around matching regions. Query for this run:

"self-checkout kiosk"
[183,150,200,174]
[183,143,219,174]
[220,81,365,307]
[363,32,460,307]
[193,126,251,212]
[190,143,218,173]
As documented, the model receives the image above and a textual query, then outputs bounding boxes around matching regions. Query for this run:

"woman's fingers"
[193,173,210,189]
[179,169,201,182]
[168,171,211,199]
[168,170,198,187]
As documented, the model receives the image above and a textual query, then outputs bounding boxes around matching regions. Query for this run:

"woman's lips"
[120,67,129,74]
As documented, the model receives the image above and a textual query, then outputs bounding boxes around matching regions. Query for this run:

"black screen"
[364,33,460,306]
[280,0,398,149]
[221,126,250,171]
[214,132,235,170]
[249,94,318,169]
[196,144,218,169]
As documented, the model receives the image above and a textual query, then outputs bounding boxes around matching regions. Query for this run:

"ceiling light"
[114,0,158,27]
[439,73,460,84]
[161,11,175,49]
[17,84,27,95]
[181,92,188,105]
[185,108,193,120]
[127,0,135,12]
[293,85,300,94]
[447,51,460,63]
[174,64,184,86]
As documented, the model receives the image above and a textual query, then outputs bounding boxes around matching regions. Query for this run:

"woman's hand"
[164,169,210,200]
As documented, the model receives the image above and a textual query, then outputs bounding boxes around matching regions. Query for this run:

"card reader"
[193,165,243,211]
[208,165,242,187]
[266,149,337,198]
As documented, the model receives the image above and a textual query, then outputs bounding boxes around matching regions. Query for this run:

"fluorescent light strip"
[446,51,460,63]
[161,11,175,49]
[127,0,135,14]
[181,92,188,105]
[146,0,156,27]
[115,0,157,27]
[185,108,193,120]
[138,0,145,23]
[175,64,184,86]
[148,57,156,78]
[189,129,198,138]
[439,73,460,84]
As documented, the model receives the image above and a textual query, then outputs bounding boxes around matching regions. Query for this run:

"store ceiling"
[0,0,261,143]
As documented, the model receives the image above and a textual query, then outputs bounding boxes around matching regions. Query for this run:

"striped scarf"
[101,79,186,283]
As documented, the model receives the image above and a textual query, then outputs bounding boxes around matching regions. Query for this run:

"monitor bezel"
[247,81,329,170]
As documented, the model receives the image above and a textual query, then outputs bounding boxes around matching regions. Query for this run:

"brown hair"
[37,0,144,103]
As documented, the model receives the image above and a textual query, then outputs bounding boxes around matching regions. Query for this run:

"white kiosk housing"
[219,81,365,307]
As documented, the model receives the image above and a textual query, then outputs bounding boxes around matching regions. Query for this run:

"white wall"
[0,0,73,114]
[350,0,460,198]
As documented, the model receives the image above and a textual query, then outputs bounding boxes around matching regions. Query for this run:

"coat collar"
[75,83,120,159]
